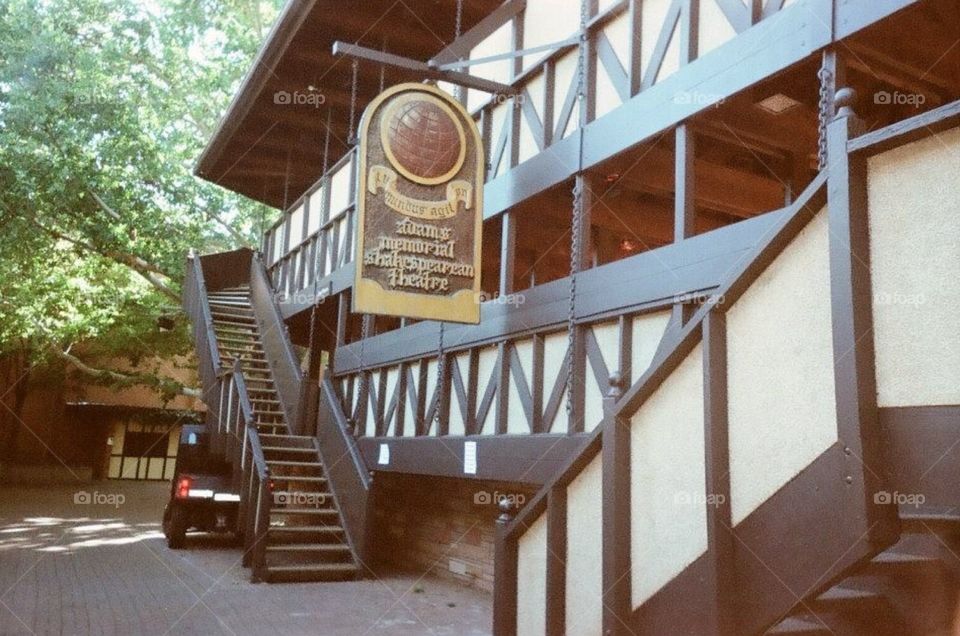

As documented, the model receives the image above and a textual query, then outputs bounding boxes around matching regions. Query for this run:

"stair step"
[263,446,314,453]
[217,333,263,349]
[259,435,313,448]
[266,543,349,553]
[210,307,254,317]
[767,616,831,635]
[270,475,327,483]
[212,317,257,327]
[269,525,343,534]
[267,460,323,468]
[264,563,357,582]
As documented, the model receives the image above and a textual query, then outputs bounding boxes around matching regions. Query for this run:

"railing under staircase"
[314,377,372,564]
[222,360,272,582]
[492,92,921,635]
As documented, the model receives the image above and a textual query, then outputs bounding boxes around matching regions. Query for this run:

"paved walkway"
[0,481,492,635]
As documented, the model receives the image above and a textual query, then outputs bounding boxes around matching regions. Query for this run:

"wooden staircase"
[767,509,960,636]
[208,286,359,583]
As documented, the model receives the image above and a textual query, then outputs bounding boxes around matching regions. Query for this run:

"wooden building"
[187,0,960,633]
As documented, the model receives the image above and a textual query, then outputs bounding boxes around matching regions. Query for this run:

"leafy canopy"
[0,0,283,382]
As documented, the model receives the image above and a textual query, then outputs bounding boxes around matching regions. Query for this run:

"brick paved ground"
[0,481,492,636]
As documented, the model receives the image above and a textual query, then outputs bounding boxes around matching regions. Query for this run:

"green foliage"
[0,0,281,377]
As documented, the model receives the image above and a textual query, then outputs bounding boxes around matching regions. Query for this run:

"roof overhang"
[195,0,502,209]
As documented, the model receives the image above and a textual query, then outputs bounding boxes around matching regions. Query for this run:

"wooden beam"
[332,41,519,95]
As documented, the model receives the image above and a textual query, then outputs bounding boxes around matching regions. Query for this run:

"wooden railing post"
[826,87,898,545]
[703,312,735,635]
[602,372,631,636]
[493,499,518,636]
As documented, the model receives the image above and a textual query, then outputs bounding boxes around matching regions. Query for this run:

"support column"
[602,373,630,636]
[826,87,897,544]
[703,312,735,635]
[673,124,696,325]
[493,501,518,636]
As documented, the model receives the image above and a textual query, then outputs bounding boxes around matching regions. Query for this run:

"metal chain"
[454,0,465,102]
[566,0,590,419]
[354,315,370,435]
[433,322,445,432]
[348,58,360,145]
[307,109,334,374]
[428,0,464,433]
[817,62,831,171]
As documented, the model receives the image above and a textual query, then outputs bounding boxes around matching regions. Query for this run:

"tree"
[0,0,284,457]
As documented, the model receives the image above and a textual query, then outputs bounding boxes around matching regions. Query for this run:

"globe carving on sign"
[385,99,463,183]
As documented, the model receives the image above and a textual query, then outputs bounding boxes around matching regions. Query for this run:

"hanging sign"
[353,83,483,324]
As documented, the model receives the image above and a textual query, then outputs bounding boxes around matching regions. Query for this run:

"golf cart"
[161,424,240,549]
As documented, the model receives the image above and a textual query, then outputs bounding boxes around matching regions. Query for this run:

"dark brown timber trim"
[702,312,734,635]
[545,486,567,636]
[826,90,897,543]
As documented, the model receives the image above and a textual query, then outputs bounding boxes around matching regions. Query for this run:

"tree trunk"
[0,346,31,463]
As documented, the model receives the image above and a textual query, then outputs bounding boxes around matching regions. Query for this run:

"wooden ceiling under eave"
[195,0,503,210]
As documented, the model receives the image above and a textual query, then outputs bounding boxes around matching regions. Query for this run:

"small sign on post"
[354,83,484,324]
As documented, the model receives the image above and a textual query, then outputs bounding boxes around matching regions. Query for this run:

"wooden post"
[673,124,696,325]
[826,87,897,545]
[703,312,735,635]
[569,173,593,433]
[602,371,630,636]
[545,487,567,636]
[493,499,518,636]
[500,211,517,296]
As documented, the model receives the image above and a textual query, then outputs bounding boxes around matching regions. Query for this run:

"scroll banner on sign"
[353,83,484,324]
[367,165,473,220]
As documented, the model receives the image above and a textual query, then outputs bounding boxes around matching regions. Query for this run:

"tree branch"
[207,208,254,249]
[31,219,181,303]
[54,347,201,399]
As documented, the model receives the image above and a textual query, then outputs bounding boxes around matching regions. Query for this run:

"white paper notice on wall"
[378,443,390,466]
[464,441,477,475]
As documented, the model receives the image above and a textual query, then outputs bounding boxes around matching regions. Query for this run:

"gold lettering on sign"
[368,165,473,220]
[363,218,475,293]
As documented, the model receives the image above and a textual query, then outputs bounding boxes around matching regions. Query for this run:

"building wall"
[370,473,536,593]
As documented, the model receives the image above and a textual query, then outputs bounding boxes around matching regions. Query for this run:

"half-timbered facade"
[187,0,960,632]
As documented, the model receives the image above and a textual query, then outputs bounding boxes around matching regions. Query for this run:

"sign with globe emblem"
[354,83,483,324]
